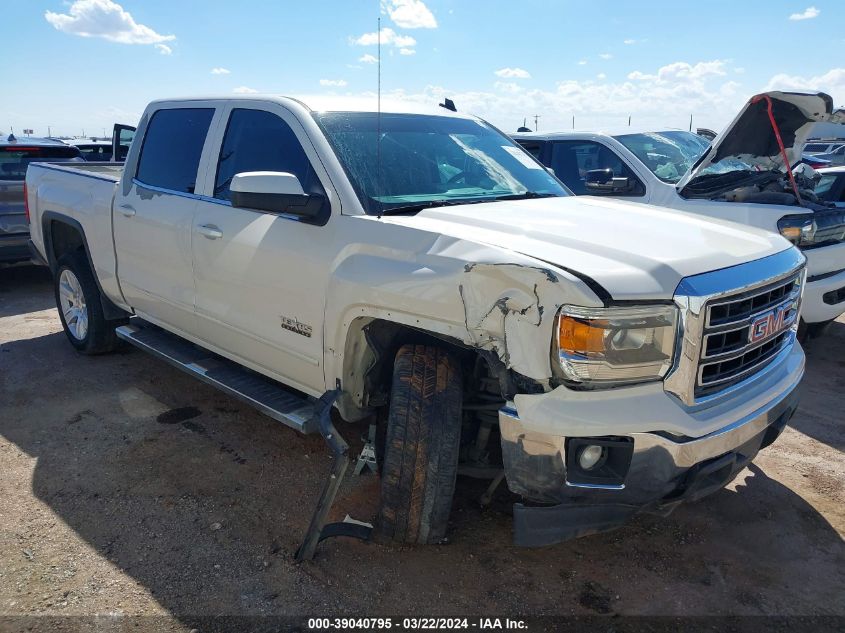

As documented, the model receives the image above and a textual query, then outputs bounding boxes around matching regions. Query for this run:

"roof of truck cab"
[512,127,691,140]
[147,95,475,119]
[0,135,73,147]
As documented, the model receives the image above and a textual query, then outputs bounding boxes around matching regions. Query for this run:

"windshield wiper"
[488,191,558,201]
[378,192,557,216]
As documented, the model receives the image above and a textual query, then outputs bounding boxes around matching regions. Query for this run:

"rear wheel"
[54,251,124,354]
[379,344,463,544]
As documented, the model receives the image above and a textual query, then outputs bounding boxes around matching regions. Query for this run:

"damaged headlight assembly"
[554,305,678,387]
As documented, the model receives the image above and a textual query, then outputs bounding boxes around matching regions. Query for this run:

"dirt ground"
[1,263,844,626]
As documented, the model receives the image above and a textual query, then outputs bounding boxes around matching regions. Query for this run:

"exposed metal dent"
[459,262,559,378]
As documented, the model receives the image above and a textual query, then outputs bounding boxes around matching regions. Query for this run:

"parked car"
[814,166,845,207]
[799,153,833,169]
[808,143,845,167]
[0,135,82,264]
[27,95,805,555]
[513,91,845,339]
[803,140,845,155]
[67,139,113,162]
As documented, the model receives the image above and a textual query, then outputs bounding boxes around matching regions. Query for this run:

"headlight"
[777,215,815,247]
[554,305,678,387]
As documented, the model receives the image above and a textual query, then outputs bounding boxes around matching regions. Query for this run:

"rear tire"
[54,251,124,354]
[379,344,463,544]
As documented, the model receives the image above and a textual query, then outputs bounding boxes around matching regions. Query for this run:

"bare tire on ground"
[54,250,125,354]
[379,344,463,544]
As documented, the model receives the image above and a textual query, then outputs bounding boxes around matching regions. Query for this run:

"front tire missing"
[379,344,463,544]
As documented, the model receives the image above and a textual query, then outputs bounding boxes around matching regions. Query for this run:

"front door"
[113,106,216,334]
[190,105,336,395]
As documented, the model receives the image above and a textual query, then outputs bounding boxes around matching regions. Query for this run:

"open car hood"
[677,91,845,194]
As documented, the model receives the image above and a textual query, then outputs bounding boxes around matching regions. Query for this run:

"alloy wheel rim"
[58,269,88,341]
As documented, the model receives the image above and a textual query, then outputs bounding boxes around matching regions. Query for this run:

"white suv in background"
[514,91,845,337]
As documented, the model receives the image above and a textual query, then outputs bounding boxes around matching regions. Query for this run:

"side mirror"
[230,171,324,218]
[584,168,633,194]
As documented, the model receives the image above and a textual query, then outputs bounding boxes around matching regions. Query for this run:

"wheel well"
[338,316,512,422]
[47,220,86,265]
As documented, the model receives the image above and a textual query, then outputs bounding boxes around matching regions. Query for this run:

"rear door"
[190,104,336,395]
[113,106,219,334]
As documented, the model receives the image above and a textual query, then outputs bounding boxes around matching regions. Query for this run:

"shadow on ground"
[0,264,54,318]
[1,318,844,618]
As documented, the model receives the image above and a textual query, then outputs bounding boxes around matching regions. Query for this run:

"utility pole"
[532,114,541,131]
[689,114,693,132]
[628,115,631,127]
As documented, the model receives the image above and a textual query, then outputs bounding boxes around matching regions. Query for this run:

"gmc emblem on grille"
[749,304,794,344]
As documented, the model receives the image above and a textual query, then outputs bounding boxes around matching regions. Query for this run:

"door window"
[214,108,325,202]
[136,108,214,193]
[550,141,644,196]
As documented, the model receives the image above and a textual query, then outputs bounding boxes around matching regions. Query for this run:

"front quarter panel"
[323,216,603,417]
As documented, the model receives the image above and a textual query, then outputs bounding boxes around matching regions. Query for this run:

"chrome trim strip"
[132,178,233,205]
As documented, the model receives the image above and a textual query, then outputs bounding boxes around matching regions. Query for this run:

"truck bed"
[33,161,124,182]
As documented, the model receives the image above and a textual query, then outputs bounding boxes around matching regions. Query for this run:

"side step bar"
[115,320,317,434]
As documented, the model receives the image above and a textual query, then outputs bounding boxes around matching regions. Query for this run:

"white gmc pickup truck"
[26,95,806,556]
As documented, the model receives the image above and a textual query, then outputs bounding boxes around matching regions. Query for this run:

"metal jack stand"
[354,424,379,475]
[295,391,373,562]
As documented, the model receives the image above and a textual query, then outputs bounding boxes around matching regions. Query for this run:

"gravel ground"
[1,263,844,628]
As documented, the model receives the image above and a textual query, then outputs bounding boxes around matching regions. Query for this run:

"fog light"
[578,445,605,471]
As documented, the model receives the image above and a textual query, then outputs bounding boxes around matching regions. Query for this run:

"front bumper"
[499,345,804,547]
[802,242,845,323]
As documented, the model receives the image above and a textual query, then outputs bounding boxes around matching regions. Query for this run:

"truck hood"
[677,91,845,194]
[380,196,790,301]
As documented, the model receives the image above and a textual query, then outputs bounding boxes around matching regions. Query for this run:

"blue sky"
[3,0,843,137]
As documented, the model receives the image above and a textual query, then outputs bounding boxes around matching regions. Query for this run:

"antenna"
[376,15,383,219]
[689,114,693,132]
[532,114,541,131]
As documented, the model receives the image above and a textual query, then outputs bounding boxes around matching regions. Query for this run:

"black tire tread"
[54,250,125,354]
[379,344,462,544]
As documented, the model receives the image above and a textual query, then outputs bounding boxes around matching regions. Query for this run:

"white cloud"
[352,27,416,48]
[577,60,587,66]
[734,67,746,74]
[382,0,437,29]
[320,79,348,87]
[789,6,820,20]
[623,39,636,45]
[233,86,258,94]
[494,81,522,94]
[494,67,531,79]
[359,53,378,64]
[764,68,845,105]
[399,48,416,56]
[599,53,613,60]
[628,60,727,83]
[44,0,175,45]
[596,73,607,80]
[211,67,230,75]
[155,43,171,55]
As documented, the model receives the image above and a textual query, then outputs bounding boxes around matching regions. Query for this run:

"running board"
[115,321,317,433]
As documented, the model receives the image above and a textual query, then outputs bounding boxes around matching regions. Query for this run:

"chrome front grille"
[696,274,801,398]
[664,248,806,407]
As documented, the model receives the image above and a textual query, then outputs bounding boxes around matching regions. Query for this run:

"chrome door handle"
[118,204,136,217]
[197,224,223,240]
